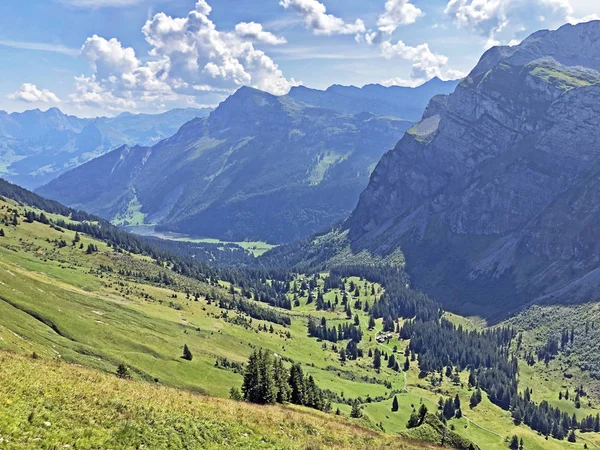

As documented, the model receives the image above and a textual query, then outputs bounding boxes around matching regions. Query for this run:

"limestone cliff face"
[347,21,600,319]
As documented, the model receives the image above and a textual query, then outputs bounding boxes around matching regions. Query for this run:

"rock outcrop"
[346,21,600,319]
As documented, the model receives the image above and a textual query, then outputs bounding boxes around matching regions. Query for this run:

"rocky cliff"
[346,21,600,319]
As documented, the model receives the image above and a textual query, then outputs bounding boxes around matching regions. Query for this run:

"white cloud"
[70,1,297,113]
[444,0,576,47]
[378,0,424,34]
[8,83,61,103]
[444,0,507,38]
[235,22,287,45]
[381,40,449,79]
[279,0,366,36]
[82,35,139,78]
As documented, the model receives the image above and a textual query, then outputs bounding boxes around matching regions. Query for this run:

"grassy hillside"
[0,351,437,450]
[1,192,599,449]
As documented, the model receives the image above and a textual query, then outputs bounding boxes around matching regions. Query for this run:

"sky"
[0,0,598,117]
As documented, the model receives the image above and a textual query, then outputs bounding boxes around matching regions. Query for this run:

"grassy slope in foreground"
[1,190,597,449]
[0,351,438,450]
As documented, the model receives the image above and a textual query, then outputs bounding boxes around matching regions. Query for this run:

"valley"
[1,184,599,449]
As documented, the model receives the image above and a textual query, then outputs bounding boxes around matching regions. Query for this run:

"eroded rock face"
[347,21,600,319]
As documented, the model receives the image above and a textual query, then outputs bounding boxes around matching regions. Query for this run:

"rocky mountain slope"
[38,87,418,243]
[0,107,211,189]
[345,21,600,320]
[287,77,459,121]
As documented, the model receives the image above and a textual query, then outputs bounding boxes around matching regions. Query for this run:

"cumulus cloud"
[381,40,449,79]
[8,83,61,103]
[444,0,507,39]
[235,22,287,45]
[444,0,576,47]
[378,0,424,34]
[82,35,139,78]
[70,0,297,112]
[279,0,366,36]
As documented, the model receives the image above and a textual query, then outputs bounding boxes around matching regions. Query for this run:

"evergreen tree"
[407,410,420,428]
[289,363,305,405]
[568,429,576,443]
[373,348,381,369]
[0,228,4,237]
[392,395,399,412]
[350,399,363,418]
[470,388,482,408]
[369,315,375,330]
[242,350,262,403]
[258,350,277,404]
[509,435,519,449]
[116,363,130,379]
[273,357,291,403]
[182,344,193,361]
[388,354,396,369]
[454,394,461,411]
[418,404,428,424]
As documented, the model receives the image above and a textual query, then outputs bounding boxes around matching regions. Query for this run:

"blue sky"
[0,0,598,117]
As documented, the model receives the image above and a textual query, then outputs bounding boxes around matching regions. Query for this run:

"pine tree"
[509,435,519,449]
[350,399,363,418]
[407,409,420,428]
[273,357,291,403]
[418,403,428,424]
[0,228,4,237]
[373,348,381,369]
[470,388,482,407]
[365,313,375,328]
[388,353,396,369]
[116,363,130,379]
[257,350,277,404]
[454,394,461,411]
[567,429,576,443]
[392,395,399,412]
[289,363,305,405]
[182,344,193,361]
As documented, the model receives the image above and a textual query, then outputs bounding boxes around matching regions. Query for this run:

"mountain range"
[339,20,600,320]
[38,86,419,243]
[0,107,212,189]
[287,77,459,121]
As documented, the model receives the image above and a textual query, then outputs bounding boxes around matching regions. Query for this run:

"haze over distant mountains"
[36,89,403,243]
[287,77,459,121]
[0,107,212,189]
[337,21,600,320]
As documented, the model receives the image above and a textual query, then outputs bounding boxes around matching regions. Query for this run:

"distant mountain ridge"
[37,84,430,243]
[0,107,212,189]
[286,77,459,121]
